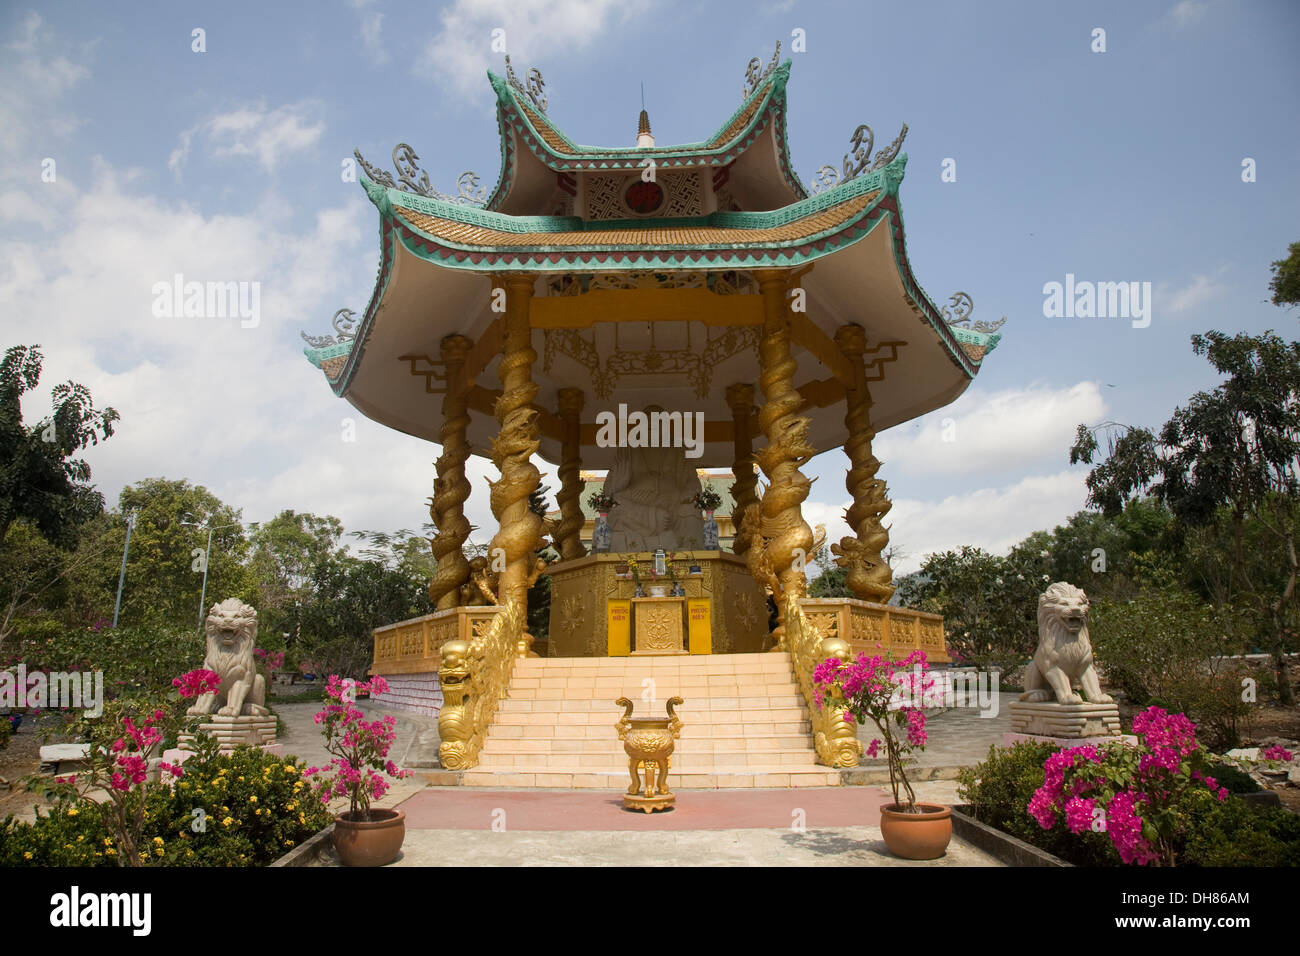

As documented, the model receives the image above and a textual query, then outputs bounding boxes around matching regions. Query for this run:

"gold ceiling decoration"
[543,324,760,399]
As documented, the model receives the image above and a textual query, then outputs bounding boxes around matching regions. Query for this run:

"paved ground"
[365,824,1002,867]
[855,690,1014,769]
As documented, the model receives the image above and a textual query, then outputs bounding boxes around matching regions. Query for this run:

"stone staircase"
[460,652,842,788]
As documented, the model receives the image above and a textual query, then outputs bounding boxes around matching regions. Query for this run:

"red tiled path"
[396,787,891,831]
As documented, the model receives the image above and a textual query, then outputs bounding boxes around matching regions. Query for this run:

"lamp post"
[111,510,138,628]
[182,515,242,631]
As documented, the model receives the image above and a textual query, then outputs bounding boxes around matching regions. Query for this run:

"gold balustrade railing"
[434,600,524,771]
[370,605,506,676]
[785,593,863,768]
[797,597,949,663]
[786,595,950,769]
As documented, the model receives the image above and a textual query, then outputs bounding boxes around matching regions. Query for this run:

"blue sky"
[2,0,1297,573]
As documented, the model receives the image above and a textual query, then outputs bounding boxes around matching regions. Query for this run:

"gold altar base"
[546,552,767,657]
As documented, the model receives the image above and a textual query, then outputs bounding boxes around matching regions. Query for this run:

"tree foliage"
[0,345,118,550]
[1070,330,1300,704]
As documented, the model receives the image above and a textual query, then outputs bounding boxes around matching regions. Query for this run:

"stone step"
[479,735,815,754]
[486,719,813,738]
[459,767,843,788]
[488,702,806,723]
[477,749,819,769]
[509,678,800,693]
[497,697,806,714]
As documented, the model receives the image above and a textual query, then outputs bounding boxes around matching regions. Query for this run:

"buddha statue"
[604,406,704,552]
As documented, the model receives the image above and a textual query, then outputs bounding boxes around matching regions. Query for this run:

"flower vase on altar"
[702,510,719,551]
[593,512,612,553]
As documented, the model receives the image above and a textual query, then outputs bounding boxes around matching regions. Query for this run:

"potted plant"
[814,649,950,859]
[692,489,722,551]
[303,675,412,867]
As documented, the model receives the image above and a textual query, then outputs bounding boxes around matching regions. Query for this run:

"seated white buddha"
[604,410,704,552]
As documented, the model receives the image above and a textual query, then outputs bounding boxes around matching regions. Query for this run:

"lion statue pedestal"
[1005,583,1125,746]
[174,598,283,759]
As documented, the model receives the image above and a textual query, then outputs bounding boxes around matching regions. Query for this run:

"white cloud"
[169,102,325,177]
[416,0,652,98]
[886,470,1090,575]
[872,382,1107,478]
[349,0,389,65]
[1162,267,1229,315]
[0,11,90,158]
[1167,1,1210,28]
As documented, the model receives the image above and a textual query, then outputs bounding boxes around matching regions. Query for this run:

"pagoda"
[302,48,1003,781]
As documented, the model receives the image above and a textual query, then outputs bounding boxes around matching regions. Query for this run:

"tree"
[0,345,118,551]
[1269,240,1300,308]
[248,511,346,640]
[1070,330,1300,704]
[107,478,256,627]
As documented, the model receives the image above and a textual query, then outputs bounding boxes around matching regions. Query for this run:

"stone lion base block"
[1008,701,1121,739]
[178,714,279,754]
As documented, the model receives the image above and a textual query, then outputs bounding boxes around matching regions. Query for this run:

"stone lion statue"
[188,597,269,717]
[1019,580,1112,707]
[1019,582,1113,705]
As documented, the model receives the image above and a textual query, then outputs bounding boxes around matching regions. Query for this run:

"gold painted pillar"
[726,383,758,559]
[754,270,815,648]
[429,333,474,610]
[831,324,894,603]
[555,387,587,561]
[488,274,543,611]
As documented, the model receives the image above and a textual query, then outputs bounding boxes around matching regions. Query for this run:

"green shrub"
[0,716,12,752]
[1208,760,1261,794]
[0,807,112,866]
[1179,789,1300,867]
[0,746,329,867]
[957,742,1119,866]
[19,620,204,698]
[144,745,330,866]
[1090,590,1252,750]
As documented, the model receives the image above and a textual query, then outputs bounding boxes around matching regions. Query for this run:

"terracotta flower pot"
[878,803,952,860]
[332,808,405,867]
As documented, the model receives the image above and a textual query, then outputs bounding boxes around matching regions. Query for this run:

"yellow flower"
[248,795,257,803]
[287,802,297,811]
[293,781,303,792]
[284,840,294,847]
[298,813,306,824]
[105,848,117,857]
[222,817,234,828]
[22,851,32,860]
[237,776,244,782]
[153,837,164,846]
[66,808,78,817]
[155,846,164,857]
[103,838,113,847]
[77,835,84,843]
[286,766,298,775]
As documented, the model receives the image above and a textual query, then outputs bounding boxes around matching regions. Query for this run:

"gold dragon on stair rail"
[785,592,863,769]
[436,600,524,770]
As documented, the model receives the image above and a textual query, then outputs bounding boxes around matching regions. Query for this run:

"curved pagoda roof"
[304,55,1003,470]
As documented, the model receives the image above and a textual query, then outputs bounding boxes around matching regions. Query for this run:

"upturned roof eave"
[482,61,806,210]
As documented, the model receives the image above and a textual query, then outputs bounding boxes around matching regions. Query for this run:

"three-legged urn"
[614,696,684,813]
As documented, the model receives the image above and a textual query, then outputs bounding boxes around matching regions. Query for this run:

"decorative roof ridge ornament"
[505,54,547,113]
[809,121,909,195]
[742,41,781,100]
[301,308,358,349]
[940,291,1007,335]
[351,146,486,206]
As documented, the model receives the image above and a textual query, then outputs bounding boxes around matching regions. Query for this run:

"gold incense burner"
[614,696,684,813]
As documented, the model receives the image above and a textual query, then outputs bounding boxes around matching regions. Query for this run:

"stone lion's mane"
[204,599,258,688]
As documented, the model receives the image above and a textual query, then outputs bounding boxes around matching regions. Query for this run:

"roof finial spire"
[637,82,654,148]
